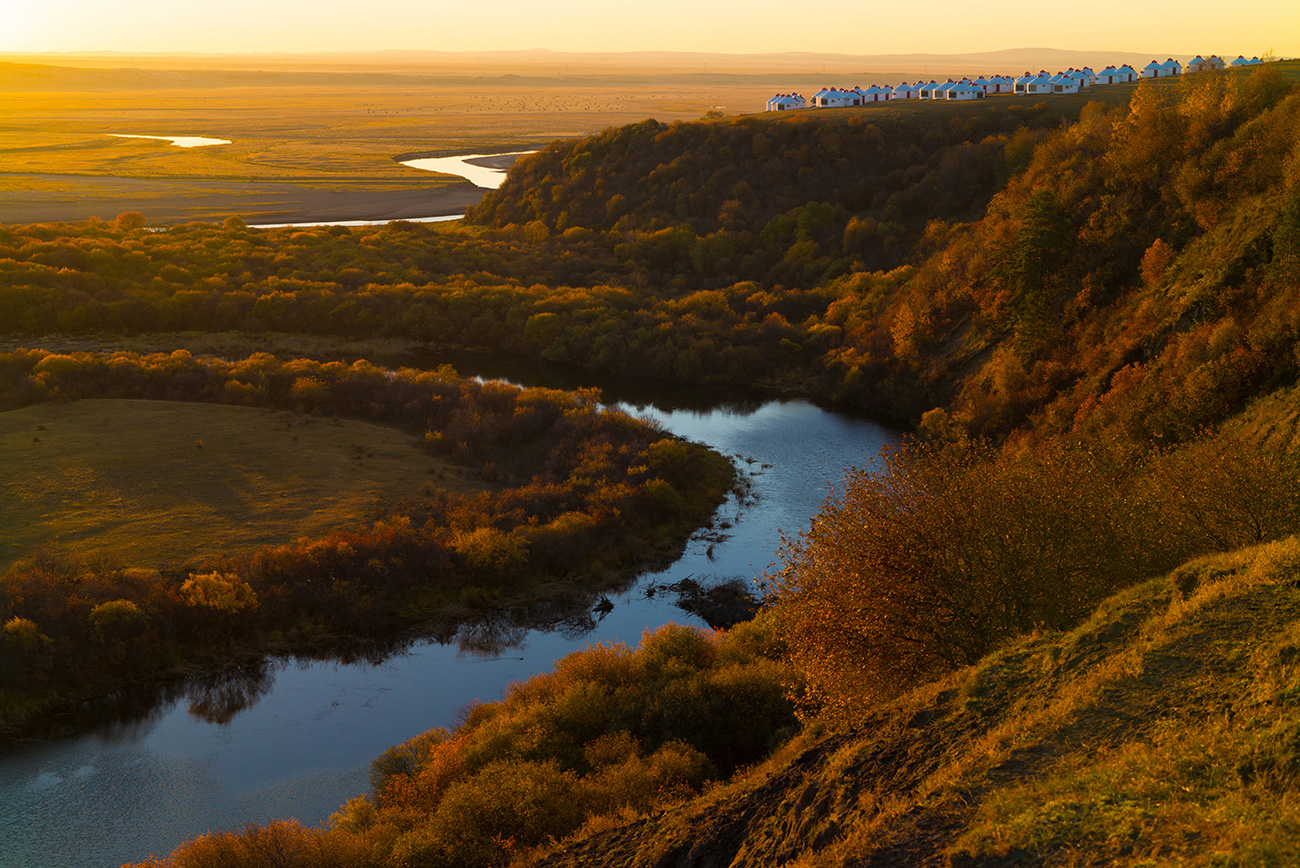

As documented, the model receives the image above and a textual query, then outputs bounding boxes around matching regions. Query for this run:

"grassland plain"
[0,64,790,225]
[0,398,484,573]
[0,54,1192,226]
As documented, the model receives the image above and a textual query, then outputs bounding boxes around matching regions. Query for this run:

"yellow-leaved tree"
[181,572,258,614]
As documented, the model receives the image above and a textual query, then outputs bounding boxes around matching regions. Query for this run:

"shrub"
[775,429,1300,726]
[181,572,258,613]
[1146,432,1300,556]
[388,760,583,868]
[772,438,1161,723]
[88,599,146,643]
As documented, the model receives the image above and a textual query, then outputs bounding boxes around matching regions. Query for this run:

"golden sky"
[1,0,1295,57]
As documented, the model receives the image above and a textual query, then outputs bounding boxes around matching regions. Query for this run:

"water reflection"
[185,661,278,725]
[403,347,781,417]
[109,134,231,148]
[643,576,762,629]
[12,572,730,746]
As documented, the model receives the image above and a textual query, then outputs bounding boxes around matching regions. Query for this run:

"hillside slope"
[532,538,1300,867]
[468,64,1300,440]
[468,89,1125,281]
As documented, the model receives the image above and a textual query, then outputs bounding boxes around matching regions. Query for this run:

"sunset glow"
[1,0,1295,57]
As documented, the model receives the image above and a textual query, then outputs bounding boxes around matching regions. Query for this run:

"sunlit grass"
[0,83,783,181]
[0,78,786,223]
[0,398,485,572]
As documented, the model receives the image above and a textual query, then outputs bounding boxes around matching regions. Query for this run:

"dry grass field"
[0,64,789,224]
[10,53,1285,226]
[0,398,485,572]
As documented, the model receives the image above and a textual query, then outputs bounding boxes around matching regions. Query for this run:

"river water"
[399,151,538,189]
[0,365,896,868]
[109,135,232,149]
[244,151,536,228]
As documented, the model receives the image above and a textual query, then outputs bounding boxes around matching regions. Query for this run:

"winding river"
[109,135,231,148]
[399,151,538,190]
[0,363,896,868]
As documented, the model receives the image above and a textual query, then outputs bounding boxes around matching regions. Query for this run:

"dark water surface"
[0,361,897,868]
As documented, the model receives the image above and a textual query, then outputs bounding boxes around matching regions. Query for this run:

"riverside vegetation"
[4,61,1300,865]
[0,349,735,736]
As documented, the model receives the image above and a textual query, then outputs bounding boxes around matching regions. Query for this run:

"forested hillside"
[467,97,1086,280]
[470,64,1300,441]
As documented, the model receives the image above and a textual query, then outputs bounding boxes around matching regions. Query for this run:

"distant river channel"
[0,358,897,868]
[399,150,539,189]
[109,134,232,148]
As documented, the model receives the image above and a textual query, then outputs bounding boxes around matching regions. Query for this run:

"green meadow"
[0,398,483,572]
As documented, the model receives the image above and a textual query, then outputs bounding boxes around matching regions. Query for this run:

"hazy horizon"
[4,1,1295,59]
[0,46,1287,82]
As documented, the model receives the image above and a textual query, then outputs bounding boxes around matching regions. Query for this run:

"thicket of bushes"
[0,350,735,734]
[129,620,797,868]
[773,429,1300,724]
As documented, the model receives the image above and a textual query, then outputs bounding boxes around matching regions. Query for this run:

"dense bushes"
[773,429,1300,725]
[131,620,798,868]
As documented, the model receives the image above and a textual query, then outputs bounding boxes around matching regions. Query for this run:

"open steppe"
[2,48,1205,226]
[0,63,789,225]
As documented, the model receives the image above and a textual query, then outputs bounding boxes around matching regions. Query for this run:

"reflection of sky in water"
[621,399,888,580]
[109,133,231,148]
[400,151,538,189]
[0,395,895,868]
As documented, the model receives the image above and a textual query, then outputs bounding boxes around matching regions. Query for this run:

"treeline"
[0,350,735,734]
[130,620,797,868]
[0,217,839,395]
[0,216,628,334]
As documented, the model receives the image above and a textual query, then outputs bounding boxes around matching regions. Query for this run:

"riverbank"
[0,343,895,868]
[0,350,738,740]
